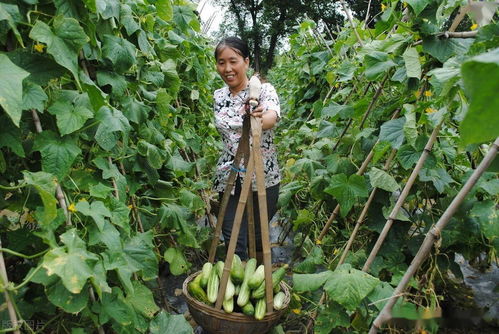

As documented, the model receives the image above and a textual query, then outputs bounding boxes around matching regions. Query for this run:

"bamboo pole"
[369,137,499,334]
[340,1,363,46]
[338,149,397,267]
[0,237,20,334]
[438,31,478,38]
[363,120,443,272]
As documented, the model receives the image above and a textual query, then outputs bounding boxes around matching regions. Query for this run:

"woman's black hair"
[214,37,250,60]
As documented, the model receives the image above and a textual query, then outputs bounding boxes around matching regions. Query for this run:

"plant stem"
[0,237,21,334]
[0,248,48,259]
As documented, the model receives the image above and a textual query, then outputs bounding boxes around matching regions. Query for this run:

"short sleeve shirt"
[213,82,281,193]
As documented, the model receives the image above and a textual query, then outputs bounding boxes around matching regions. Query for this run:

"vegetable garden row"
[0,0,498,333]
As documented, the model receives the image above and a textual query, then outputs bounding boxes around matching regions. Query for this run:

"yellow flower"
[315,239,322,245]
[333,248,339,255]
[414,90,421,98]
[381,3,387,11]
[334,83,339,88]
[470,23,478,30]
[79,197,87,202]
[34,43,46,53]
[68,203,77,213]
[26,213,35,223]
[425,107,437,114]
[127,204,133,209]
[403,2,408,8]
[424,90,433,97]
[292,308,301,314]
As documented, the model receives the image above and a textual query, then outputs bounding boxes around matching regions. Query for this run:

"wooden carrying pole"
[369,137,499,333]
[363,120,443,272]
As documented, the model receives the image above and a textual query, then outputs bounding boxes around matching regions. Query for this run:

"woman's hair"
[214,37,250,60]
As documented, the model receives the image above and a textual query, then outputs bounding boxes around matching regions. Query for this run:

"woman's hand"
[251,105,278,130]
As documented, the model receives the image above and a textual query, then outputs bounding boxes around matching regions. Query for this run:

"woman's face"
[216,47,249,93]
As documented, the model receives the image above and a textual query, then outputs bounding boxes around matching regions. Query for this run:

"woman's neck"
[229,77,249,95]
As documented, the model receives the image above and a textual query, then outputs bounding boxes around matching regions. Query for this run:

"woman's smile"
[216,47,249,94]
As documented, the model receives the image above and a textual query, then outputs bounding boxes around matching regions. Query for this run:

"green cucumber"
[254,298,266,320]
[200,262,212,288]
[273,291,286,310]
[247,264,265,289]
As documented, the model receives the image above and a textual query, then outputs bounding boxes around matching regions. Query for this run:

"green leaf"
[121,97,151,124]
[89,183,114,199]
[405,0,431,15]
[46,279,89,313]
[93,156,121,179]
[419,167,455,193]
[324,174,368,216]
[102,34,136,73]
[0,54,29,126]
[96,71,127,95]
[460,48,499,144]
[166,150,193,174]
[0,115,25,157]
[29,16,88,84]
[47,99,94,136]
[33,131,81,179]
[336,61,356,82]
[149,311,193,334]
[471,200,498,250]
[22,82,48,112]
[0,3,24,46]
[379,117,406,149]
[95,0,120,19]
[23,171,58,226]
[179,188,204,213]
[323,264,380,311]
[123,231,158,281]
[126,281,159,319]
[403,106,418,146]
[294,246,324,274]
[121,4,140,35]
[292,209,315,232]
[423,37,473,63]
[137,140,166,169]
[403,47,421,79]
[163,248,191,276]
[158,203,199,248]
[315,302,350,334]
[321,101,353,120]
[293,270,333,293]
[397,144,421,169]
[95,106,131,151]
[100,287,136,326]
[368,167,400,192]
[364,51,396,81]
[42,229,98,294]
[75,200,111,231]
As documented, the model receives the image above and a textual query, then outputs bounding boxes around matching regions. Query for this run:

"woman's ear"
[244,57,250,68]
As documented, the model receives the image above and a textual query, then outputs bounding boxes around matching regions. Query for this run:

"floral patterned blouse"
[213,82,281,193]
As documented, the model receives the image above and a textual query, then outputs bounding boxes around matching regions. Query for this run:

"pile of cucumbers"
[187,255,287,320]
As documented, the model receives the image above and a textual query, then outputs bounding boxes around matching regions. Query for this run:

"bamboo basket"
[183,271,290,334]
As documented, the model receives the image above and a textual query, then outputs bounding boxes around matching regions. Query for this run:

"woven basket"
[183,271,290,334]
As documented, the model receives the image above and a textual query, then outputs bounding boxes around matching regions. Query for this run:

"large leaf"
[75,200,111,231]
[156,0,173,22]
[294,246,324,274]
[315,302,350,334]
[158,203,199,248]
[379,117,406,149]
[47,98,93,135]
[0,115,25,157]
[423,37,473,63]
[102,34,136,73]
[460,48,499,144]
[405,0,431,15]
[163,248,191,276]
[149,311,193,334]
[368,167,400,192]
[23,171,58,226]
[125,281,159,319]
[419,167,454,193]
[471,200,498,251]
[397,144,421,169]
[29,16,88,83]
[324,174,368,216]
[22,82,48,112]
[42,229,98,293]
[5,49,66,86]
[95,106,131,151]
[293,270,333,293]
[0,54,29,126]
[33,131,81,179]
[364,51,396,80]
[46,279,89,313]
[323,264,380,311]
[403,47,421,79]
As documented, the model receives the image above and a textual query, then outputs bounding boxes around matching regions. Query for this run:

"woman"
[212,37,281,262]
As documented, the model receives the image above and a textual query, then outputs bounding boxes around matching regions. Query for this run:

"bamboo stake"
[0,237,20,334]
[369,137,499,334]
[438,31,478,38]
[340,1,363,46]
[363,120,443,272]
[338,149,397,267]
[359,75,389,129]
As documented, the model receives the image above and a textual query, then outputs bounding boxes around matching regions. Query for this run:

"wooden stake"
[363,120,443,272]
[0,237,20,334]
[369,137,499,333]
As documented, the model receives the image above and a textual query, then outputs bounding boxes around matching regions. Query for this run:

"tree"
[215,0,382,73]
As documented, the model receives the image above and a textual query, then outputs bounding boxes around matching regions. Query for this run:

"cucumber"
[188,275,210,304]
[200,262,212,288]
[231,254,245,284]
[223,296,234,313]
[234,284,241,296]
[215,261,225,277]
[214,260,235,300]
[241,301,255,316]
[254,298,266,320]
[247,264,265,289]
[237,258,257,307]
[252,265,287,299]
[273,291,286,310]
[207,267,219,303]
